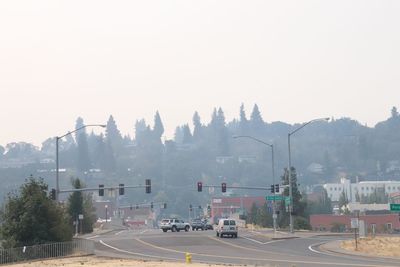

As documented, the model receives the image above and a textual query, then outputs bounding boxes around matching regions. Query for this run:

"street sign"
[351,218,359,228]
[266,195,283,201]
[390,203,400,211]
[284,197,291,206]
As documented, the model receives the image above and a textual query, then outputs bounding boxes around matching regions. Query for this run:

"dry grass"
[341,236,400,257]
[5,256,248,267]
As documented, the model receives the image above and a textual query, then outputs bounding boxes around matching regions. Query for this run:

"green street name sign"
[266,195,283,201]
[390,203,400,211]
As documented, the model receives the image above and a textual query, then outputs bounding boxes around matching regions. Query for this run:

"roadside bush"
[330,222,346,232]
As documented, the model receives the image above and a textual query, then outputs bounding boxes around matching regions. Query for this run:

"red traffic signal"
[197,182,203,192]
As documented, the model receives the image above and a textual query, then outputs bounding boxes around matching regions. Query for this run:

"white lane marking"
[115,230,125,236]
[241,236,283,245]
[99,240,235,266]
[86,235,99,239]
[135,237,394,267]
[99,240,181,260]
[140,229,148,234]
[309,242,327,255]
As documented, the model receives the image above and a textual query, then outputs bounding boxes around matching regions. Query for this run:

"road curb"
[319,240,400,260]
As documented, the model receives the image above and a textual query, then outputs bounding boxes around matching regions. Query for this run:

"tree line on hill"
[1,105,400,220]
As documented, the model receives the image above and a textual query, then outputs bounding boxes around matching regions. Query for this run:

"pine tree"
[182,124,193,144]
[192,111,203,141]
[153,111,164,139]
[75,117,91,172]
[67,178,95,234]
[239,103,248,134]
[106,115,123,154]
[250,104,264,133]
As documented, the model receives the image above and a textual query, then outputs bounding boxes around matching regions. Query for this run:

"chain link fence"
[0,239,94,265]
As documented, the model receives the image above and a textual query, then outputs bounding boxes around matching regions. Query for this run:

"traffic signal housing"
[145,179,151,194]
[49,188,56,200]
[99,184,104,196]
[270,185,274,193]
[275,184,279,193]
[150,202,154,209]
[221,182,227,193]
[119,184,124,195]
[197,182,203,192]
[163,203,167,209]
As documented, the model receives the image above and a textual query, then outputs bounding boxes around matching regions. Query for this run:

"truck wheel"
[216,232,219,237]
[185,226,190,232]
[192,227,195,231]
[172,226,177,232]
[162,229,167,232]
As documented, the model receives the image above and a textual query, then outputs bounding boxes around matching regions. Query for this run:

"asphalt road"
[90,228,400,267]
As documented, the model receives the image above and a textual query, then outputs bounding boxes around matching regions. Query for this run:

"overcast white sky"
[0,0,399,147]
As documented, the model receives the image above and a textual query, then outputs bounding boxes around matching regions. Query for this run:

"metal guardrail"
[0,239,94,265]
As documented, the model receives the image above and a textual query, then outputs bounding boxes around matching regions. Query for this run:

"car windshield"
[230,220,236,225]
[161,219,170,223]
[223,220,229,225]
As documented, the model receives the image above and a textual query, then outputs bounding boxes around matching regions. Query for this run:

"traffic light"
[150,202,154,209]
[221,182,226,193]
[198,205,202,209]
[197,182,203,192]
[275,184,279,193]
[270,185,274,193]
[189,204,193,211]
[163,203,167,209]
[119,184,124,195]
[49,188,56,200]
[99,184,104,196]
[145,179,151,194]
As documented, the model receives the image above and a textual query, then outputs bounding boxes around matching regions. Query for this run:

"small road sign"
[390,203,400,211]
[351,218,359,228]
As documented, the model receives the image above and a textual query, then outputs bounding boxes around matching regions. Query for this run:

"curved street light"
[232,135,277,232]
[288,117,329,233]
[56,124,106,201]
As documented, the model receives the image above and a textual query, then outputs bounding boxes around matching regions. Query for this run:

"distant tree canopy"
[0,176,72,248]
[1,105,400,218]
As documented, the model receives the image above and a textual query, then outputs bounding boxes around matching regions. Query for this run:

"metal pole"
[271,145,277,233]
[56,137,59,201]
[288,133,294,233]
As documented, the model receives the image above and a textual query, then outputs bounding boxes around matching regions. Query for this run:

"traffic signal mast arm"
[119,202,166,209]
[59,184,148,193]
[198,183,273,191]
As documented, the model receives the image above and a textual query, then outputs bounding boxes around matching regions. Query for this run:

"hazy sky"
[1,1,399,147]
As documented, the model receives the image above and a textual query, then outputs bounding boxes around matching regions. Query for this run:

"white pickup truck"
[160,218,190,232]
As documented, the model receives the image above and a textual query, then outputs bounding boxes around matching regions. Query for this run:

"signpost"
[351,216,360,250]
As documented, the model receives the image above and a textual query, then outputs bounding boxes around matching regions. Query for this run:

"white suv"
[160,218,190,232]
[216,218,238,238]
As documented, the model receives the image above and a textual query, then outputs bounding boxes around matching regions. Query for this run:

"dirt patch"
[4,256,249,267]
[341,236,400,257]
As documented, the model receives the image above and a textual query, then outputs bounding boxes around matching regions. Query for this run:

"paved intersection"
[90,228,400,267]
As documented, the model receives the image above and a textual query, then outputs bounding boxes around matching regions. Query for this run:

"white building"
[324,178,400,202]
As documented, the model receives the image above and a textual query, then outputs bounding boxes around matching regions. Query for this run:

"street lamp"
[232,135,277,232]
[288,117,329,233]
[56,124,106,201]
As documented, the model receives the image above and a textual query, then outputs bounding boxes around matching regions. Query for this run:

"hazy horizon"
[1,0,399,147]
